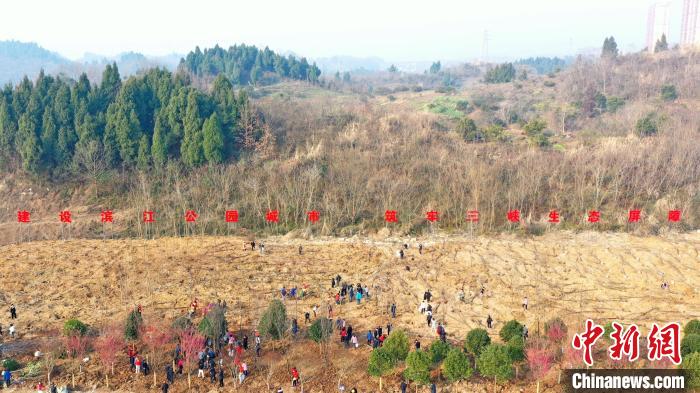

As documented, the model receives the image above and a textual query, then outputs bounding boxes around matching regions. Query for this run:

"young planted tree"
[682,352,700,389]
[526,338,554,393]
[308,317,333,357]
[63,333,92,387]
[198,305,227,350]
[258,299,288,341]
[367,348,395,391]
[545,317,568,370]
[40,335,61,386]
[382,330,410,362]
[141,323,173,387]
[685,320,700,336]
[506,336,525,363]
[125,309,143,340]
[477,344,514,384]
[545,318,567,345]
[429,339,451,364]
[442,348,473,382]
[179,328,205,390]
[95,326,125,388]
[499,320,524,342]
[404,350,432,386]
[465,328,491,364]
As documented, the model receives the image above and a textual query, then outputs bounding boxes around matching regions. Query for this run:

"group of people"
[127,344,152,376]
[332,279,369,306]
[158,330,260,392]
[245,240,266,254]
[1,304,18,340]
[397,243,424,260]
[280,285,308,300]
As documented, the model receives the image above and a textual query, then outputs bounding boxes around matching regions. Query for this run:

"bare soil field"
[0,231,698,392]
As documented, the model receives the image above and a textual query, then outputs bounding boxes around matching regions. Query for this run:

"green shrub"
[258,299,288,340]
[124,310,143,340]
[456,117,479,141]
[506,336,525,362]
[482,124,509,142]
[477,344,513,382]
[63,319,88,336]
[429,339,451,363]
[443,348,473,382]
[685,320,700,336]
[682,352,700,389]
[635,113,658,137]
[404,350,432,385]
[465,328,491,357]
[383,330,410,362]
[660,84,678,102]
[2,359,20,371]
[523,118,547,136]
[22,361,43,377]
[681,334,700,357]
[308,318,333,343]
[368,348,396,378]
[499,320,524,342]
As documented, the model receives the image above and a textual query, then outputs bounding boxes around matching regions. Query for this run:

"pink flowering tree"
[94,325,125,388]
[179,328,205,390]
[526,338,554,393]
[141,323,173,387]
[63,333,92,388]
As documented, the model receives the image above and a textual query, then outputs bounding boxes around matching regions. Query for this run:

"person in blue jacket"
[2,368,11,387]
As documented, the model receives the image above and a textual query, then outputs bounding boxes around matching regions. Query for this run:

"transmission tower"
[481,30,490,64]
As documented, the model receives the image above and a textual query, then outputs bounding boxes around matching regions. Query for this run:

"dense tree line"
[514,57,569,74]
[179,44,321,85]
[0,64,273,175]
[483,63,516,84]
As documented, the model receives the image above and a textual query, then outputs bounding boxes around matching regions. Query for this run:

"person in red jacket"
[291,367,300,387]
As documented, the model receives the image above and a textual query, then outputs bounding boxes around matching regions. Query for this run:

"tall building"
[647,2,671,52]
[681,0,700,47]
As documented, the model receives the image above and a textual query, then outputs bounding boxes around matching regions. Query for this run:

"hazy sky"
[0,0,678,61]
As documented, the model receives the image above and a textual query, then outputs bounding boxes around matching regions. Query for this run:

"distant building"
[681,0,700,47]
[646,2,671,52]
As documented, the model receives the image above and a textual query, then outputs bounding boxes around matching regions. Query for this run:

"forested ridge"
[179,44,321,85]
[0,64,275,176]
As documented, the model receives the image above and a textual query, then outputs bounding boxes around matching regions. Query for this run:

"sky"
[0,0,681,62]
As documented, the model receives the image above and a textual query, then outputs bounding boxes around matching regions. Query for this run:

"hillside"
[0,40,180,85]
[1,232,698,391]
[1,50,699,241]
[0,40,70,85]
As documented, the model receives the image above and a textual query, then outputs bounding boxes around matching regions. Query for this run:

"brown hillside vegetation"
[1,52,699,241]
[0,232,698,391]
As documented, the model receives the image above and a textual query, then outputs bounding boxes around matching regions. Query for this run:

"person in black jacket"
[166,365,174,384]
